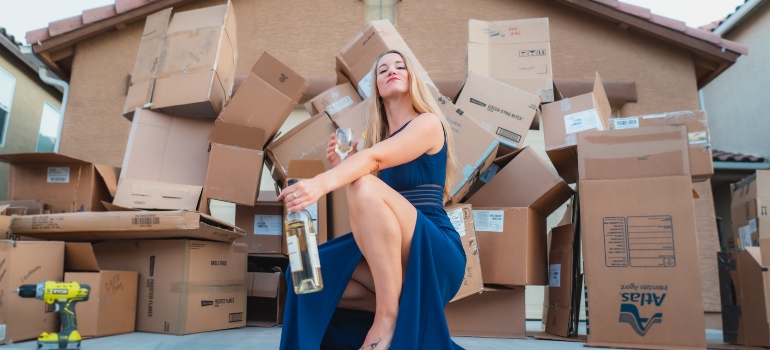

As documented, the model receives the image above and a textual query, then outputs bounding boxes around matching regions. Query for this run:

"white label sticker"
[740,228,753,248]
[0,324,5,341]
[473,210,504,232]
[357,72,374,99]
[688,131,708,145]
[307,233,321,269]
[446,208,466,237]
[287,235,303,273]
[549,264,561,287]
[612,117,639,129]
[253,215,282,235]
[47,167,70,183]
[564,109,601,134]
[326,96,354,115]
[642,113,668,119]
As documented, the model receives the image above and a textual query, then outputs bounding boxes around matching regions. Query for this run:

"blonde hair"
[364,50,459,201]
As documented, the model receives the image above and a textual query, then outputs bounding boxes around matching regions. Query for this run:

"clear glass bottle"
[285,179,323,294]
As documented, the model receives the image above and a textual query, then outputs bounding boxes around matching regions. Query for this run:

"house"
[699,0,770,249]
[0,27,63,200]
[24,0,747,326]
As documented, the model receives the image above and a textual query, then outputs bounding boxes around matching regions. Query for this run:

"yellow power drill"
[12,281,91,350]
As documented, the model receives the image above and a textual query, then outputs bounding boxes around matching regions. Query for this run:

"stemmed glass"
[335,128,354,161]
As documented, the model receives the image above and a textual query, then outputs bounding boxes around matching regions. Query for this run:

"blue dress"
[280,121,467,349]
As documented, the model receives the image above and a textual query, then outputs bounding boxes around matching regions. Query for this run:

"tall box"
[246,255,288,327]
[63,243,138,338]
[444,286,526,338]
[235,191,285,254]
[93,239,247,335]
[730,171,770,249]
[327,186,352,240]
[718,248,770,347]
[204,119,266,205]
[467,18,554,102]
[578,126,706,349]
[544,223,583,338]
[542,73,611,184]
[218,51,310,149]
[304,83,362,121]
[0,153,118,213]
[456,72,541,149]
[265,112,336,185]
[445,204,483,302]
[609,110,713,181]
[0,241,64,345]
[123,2,237,119]
[693,180,722,313]
[115,108,213,210]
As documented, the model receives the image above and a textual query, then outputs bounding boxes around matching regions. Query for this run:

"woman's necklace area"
[390,111,418,136]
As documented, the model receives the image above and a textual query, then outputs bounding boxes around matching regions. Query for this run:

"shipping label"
[548,264,561,287]
[446,208,467,237]
[47,167,70,183]
[326,96,354,115]
[738,219,757,247]
[603,216,676,268]
[253,215,282,235]
[612,117,639,129]
[687,131,708,145]
[564,109,601,134]
[473,210,504,232]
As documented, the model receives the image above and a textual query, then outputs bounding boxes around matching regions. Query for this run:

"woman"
[278,50,466,350]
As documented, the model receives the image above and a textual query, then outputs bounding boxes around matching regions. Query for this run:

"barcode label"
[132,216,160,226]
[254,215,282,235]
[229,312,244,323]
[326,96,354,115]
[564,109,601,134]
[549,264,561,287]
[47,167,70,183]
[496,127,521,143]
[446,208,466,237]
[473,210,504,232]
[612,117,639,129]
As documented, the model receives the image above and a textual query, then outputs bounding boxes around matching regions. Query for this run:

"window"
[0,67,15,147]
[36,102,61,153]
[364,0,397,24]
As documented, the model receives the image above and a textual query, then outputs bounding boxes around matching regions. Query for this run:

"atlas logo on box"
[618,292,666,336]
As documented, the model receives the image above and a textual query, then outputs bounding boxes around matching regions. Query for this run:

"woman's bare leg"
[338,260,376,313]
[346,175,417,349]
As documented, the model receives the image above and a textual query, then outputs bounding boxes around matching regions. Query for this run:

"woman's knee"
[347,174,380,203]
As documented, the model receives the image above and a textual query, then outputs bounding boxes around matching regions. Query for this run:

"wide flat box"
[718,248,770,348]
[116,108,213,210]
[204,119,266,205]
[542,73,611,184]
[123,2,237,119]
[467,18,554,102]
[304,83,362,120]
[730,171,770,249]
[63,243,137,338]
[0,153,118,213]
[93,239,247,335]
[10,210,245,242]
[235,191,285,254]
[445,204,483,302]
[265,112,335,185]
[444,286,526,338]
[218,51,309,149]
[465,147,573,217]
[472,207,547,286]
[610,110,713,182]
[0,241,64,345]
[578,126,706,349]
[456,72,540,149]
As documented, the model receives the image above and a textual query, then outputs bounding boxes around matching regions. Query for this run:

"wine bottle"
[285,179,323,294]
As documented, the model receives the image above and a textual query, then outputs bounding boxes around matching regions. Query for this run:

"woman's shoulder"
[411,112,443,132]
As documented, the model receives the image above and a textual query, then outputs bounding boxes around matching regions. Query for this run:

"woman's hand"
[277,177,328,213]
[326,133,359,167]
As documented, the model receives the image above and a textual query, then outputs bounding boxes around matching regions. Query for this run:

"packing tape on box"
[560,97,571,112]
[171,279,246,294]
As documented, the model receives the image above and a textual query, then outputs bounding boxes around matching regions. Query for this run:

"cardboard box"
[578,126,706,349]
[0,200,51,215]
[331,99,368,152]
[204,119,266,205]
[465,147,574,217]
[63,243,138,338]
[609,110,713,181]
[11,210,245,242]
[693,179,722,313]
[235,191,285,254]
[456,72,541,149]
[542,73,611,184]
[265,112,335,185]
[471,207,547,286]
[115,108,213,210]
[245,255,288,327]
[93,239,247,335]
[467,18,554,102]
[124,2,237,119]
[435,95,500,203]
[218,51,310,148]
[0,153,118,213]
[0,241,64,345]
[718,248,770,347]
[445,204,483,302]
[730,171,770,249]
[304,83,362,120]
[444,286,526,338]
[328,186,352,240]
[544,223,583,338]
[338,19,433,98]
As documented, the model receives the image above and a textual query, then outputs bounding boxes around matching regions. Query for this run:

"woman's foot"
[360,316,396,349]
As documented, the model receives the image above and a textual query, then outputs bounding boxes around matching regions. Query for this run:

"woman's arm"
[279,113,444,212]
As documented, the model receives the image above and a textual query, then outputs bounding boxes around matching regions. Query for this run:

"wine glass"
[335,128,353,161]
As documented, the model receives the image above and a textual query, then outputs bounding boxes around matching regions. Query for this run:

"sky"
[0,0,746,42]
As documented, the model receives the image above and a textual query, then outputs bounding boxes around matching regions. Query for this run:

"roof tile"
[616,2,651,19]
[82,4,119,25]
[115,0,153,14]
[650,14,686,32]
[25,27,51,45]
[685,26,723,45]
[48,15,85,37]
[712,150,766,163]
[720,39,749,55]
[592,0,619,7]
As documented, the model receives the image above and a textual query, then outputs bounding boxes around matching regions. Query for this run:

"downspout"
[714,0,765,36]
[36,68,68,153]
